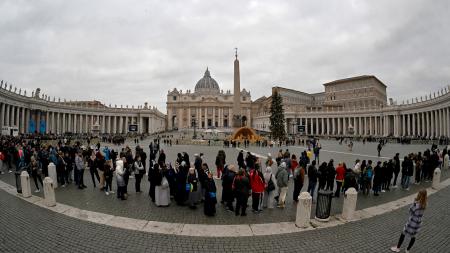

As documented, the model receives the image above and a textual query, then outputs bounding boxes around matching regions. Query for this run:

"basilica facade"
[166,56,252,130]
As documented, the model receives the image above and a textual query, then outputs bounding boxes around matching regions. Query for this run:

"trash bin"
[315,190,333,221]
[15,170,22,194]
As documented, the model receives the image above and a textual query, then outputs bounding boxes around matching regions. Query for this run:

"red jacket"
[291,160,299,171]
[336,165,345,181]
[250,169,265,193]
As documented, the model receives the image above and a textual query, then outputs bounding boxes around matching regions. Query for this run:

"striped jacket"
[403,202,425,237]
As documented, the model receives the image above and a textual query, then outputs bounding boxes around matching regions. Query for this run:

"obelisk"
[232,48,242,128]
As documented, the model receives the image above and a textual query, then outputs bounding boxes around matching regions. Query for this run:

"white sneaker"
[390,246,400,252]
[62,184,66,188]
[110,191,115,194]
[381,190,386,193]
[8,170,12,173]
[105,191,109,196]
[35,189,40,193]
[406,188,410,191]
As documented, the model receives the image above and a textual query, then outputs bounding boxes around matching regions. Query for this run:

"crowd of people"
[0,134,449,218]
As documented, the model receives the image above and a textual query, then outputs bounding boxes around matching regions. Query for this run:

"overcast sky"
[1,0,449,112]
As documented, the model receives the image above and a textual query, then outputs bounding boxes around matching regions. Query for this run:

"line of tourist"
[0,134,448,217]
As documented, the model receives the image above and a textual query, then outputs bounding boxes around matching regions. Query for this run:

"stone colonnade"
[0,87,165,135]
[284,106,450,138]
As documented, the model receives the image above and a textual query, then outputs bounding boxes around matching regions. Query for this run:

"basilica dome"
[194,68,220,94]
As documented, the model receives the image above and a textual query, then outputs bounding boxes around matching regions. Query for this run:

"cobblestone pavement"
[1,180,450,252]
[1,139,448,225]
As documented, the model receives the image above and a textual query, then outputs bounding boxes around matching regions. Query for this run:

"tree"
[269,90,286,142]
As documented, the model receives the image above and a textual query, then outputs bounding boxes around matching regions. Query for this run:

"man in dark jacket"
[393,153,401,187]
[222,165,237,211]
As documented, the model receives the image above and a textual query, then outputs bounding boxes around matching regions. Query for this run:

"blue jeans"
[401,175,410,189]
[307,181,317,200]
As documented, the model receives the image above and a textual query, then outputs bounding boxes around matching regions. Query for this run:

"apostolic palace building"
[1,52,449,139]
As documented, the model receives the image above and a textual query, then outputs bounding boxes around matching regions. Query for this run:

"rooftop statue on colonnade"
[34,88,41,99]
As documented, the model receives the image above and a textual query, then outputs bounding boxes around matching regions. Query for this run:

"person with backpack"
[275,162,289,208]
[313,144,321,163]
[222,164,237,211]
[263,166,277,208]
[362,160,373,195]
[293,164,305,202]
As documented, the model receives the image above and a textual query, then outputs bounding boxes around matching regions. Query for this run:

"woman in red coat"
[335,162,346,198]
[250,165,265,213]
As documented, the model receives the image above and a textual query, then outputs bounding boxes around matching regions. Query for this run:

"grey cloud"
[0,0,449,111]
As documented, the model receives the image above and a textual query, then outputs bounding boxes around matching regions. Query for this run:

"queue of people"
[1,134,449,219]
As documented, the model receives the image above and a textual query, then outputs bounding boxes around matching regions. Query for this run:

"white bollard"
[20,171,31,198]
[43,177,56,207]
[432,167,441,190]
[48,163,58,189]
[295,192,312,228]
[342,187,358,221]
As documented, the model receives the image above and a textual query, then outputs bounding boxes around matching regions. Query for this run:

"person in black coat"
[237,151,245,169]
[175,162,188,205]
[383,160,393,191]
[148,163,162,202]
[204,171,217,216]
[158,150,166,167]
[222,165,236,211]
[318,162,328,190]
[233,168,250,216]
[393,153,401,187]
[373,161,383,196]
[325,159,336,191]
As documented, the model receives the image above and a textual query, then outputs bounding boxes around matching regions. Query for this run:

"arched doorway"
[241,116,247,127]
[171,115,177,130]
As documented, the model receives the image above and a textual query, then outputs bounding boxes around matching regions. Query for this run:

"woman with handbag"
[204,171,217,216]
[187,167,200,209]
[263,166,277,209]
[30,156,43,193]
